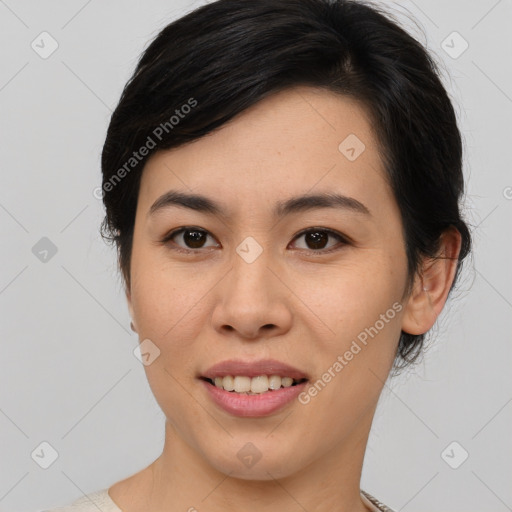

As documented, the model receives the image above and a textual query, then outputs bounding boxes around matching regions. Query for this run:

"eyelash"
[160,226,350,255]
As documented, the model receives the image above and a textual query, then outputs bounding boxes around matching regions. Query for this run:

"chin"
[213,460,300,482]
[203,439,307,481]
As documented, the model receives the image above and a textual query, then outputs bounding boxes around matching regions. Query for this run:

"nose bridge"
[211,239,292,338]
[228,240,276,306]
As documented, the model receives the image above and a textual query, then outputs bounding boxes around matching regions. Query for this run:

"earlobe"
[401,227,462,335]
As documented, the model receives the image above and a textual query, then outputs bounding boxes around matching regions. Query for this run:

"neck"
[122,415,375,512]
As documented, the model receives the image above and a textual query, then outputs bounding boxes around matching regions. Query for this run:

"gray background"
[0,1,511,511]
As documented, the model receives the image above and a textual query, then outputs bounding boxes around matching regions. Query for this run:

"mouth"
[199,359,310,417]
[200,375,308,395]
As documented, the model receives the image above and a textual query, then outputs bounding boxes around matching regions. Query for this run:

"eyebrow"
[148,190,371,218]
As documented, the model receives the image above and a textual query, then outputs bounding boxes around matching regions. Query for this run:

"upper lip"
[201,359,309,381]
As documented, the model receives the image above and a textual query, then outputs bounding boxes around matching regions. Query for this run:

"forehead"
[138,86,389,215]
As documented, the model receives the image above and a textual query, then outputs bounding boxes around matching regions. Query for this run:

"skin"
[108,86,461,512]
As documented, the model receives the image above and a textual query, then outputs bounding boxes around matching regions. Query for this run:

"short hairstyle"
[100,0,472,370]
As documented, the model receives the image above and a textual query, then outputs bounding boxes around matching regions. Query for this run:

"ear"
[125,282,137,332]
[401,227,462,335]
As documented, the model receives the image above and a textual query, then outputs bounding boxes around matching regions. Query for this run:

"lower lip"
[200,379,307,417]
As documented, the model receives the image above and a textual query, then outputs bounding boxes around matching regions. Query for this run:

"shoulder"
[40,489,122,512]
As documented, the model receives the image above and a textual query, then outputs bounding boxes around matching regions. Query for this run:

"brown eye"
[304,231,329,249]
[291,228,347,252]
[165,227,220,250]
[183,229,207,248]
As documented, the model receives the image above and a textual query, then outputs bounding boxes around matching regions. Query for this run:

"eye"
[161,226,348,254]
[163,227,220,251]
[289,228,348,253]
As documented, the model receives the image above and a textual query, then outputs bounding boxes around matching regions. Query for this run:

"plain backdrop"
[0,1,511,511]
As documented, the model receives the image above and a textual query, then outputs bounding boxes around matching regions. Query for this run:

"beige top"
[42,488,395,511]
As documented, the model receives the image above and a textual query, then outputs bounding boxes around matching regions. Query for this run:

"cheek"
[293,256,405,344]
[130,262,208,415]
[130,246,212,342]
[295,263,405,436]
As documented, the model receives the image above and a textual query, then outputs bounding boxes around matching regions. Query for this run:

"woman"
[46,0,471,510]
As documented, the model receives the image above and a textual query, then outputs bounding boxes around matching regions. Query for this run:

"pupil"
[184,230,206,248]
[306,231,327,249]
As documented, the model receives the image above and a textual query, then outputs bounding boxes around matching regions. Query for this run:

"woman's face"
[127,86,411,479]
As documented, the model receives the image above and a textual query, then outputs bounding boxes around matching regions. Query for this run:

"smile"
[203,375,308,394]
[201,378,308,417]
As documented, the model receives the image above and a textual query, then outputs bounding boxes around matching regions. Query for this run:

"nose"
[211,248,293,341]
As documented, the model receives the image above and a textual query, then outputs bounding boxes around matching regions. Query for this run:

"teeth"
[210,375,302,394]
[222,375,234,391]
[251,375,268,393]
[281,377,293,387]
[268,375,282,390]
[233,376,251,393]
